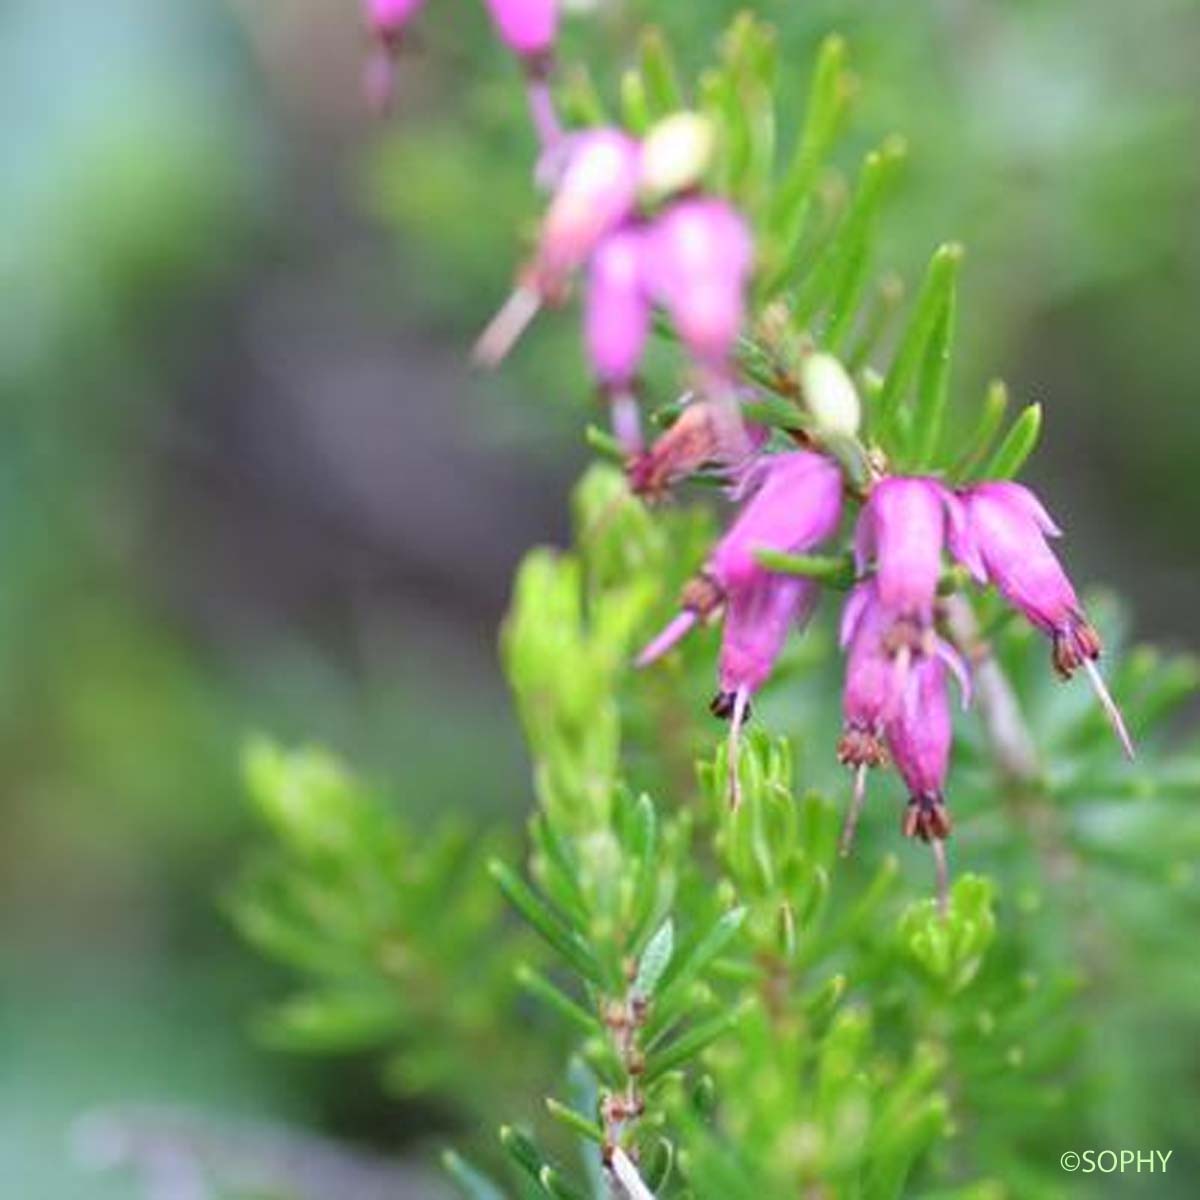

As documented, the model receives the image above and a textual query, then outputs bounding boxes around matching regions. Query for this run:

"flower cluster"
[475,120,758,480]
[642,463,1133,907]
[359,2,1132,910]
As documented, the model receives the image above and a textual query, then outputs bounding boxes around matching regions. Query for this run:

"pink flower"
[713,573,818,808]
[837,580,971,860]
[483,0,558,60]
[584,227,651,453]
[482,1,562,150]
[361,0,427,114]
[834,584,892,853]
[962,481,1133,758]
[838,584,893,767]
[475,130,641,366]
[645,198,753,376]
[365,0,426,36]
[637,451,842,806]
[855,476,978,627]
[717,575,817,702]
[708,452,844,592]
[536,130,641,289]
[885,654,954,911]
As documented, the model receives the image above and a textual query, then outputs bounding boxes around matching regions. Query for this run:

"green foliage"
[226,11,1200,1200]
[228,739,547,1110]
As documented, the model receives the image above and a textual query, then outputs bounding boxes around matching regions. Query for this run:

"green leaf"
[875,243,963,451]
[443,1150,509,1200]
[766,34,853,289]
[545,1097,605,1145]
[584,424,624,462]
[899,874,997,991]
[490,861,607,986]
[794,136,908,344]
[634,919,675,996]
[515,964,603,1036]
[847,273,904,370]
[754,550,856,588]
[951,379,1009,480]
[539,1166,587,1200]
[620,69,652,135]
[500,1126,548,1183]
[644,1003,748,1083]
[638,27,683,118]
[559,64,608,127]
[654,906,748,1020]
[738,393,810,433]
[910,244,961,466]
[643,1137,675,1191]
[256,989,400,1052]
[982,403,1043,479]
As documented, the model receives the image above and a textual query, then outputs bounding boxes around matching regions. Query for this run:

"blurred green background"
[1,0,1197,1195]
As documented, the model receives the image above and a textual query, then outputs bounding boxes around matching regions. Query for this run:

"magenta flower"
[885,653,955,911]
[475,129,642,366]
[482,0,561,150]
[836,583,892,853]
[855,476,978,627]
[361,0,427,113]
[483,0,558,60]
[365,0,426,38]
[645,198,754,378]
[709,452,844,593]
[584,227,651,453]
[714,574,818,807]
[837,578,971,859]
[962,481,1133,758]
[637,451,842,805]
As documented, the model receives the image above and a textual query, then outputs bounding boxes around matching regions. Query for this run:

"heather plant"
[229,5,1200,1198]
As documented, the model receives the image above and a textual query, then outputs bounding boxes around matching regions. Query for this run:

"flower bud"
[801,352,861,440]
[365,0,426,38]
[483,0,558,62]
[639,111,716,201]
[646,198,754,370]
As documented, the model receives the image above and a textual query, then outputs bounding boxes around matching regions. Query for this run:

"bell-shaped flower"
[475,129,642,366]
[962,481,1132,758]
[885,653,955,911]
[836,579,971,858]
[644,198,754,379]
[713,574,818,808]
[708,452,844,593]
[482,0,561,150]
[836,582,892,853]
[637,451,843,805]
[854,475,980,701]
[584,226,651,453]
[855,476,978,626]
[483,0,557,60]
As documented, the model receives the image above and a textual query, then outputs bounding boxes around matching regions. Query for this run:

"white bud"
[800,353,862,439]
[640,111,715,200]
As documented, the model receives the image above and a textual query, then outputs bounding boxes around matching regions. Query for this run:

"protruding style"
[962,481,1133,758]
[475,130,642,367]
